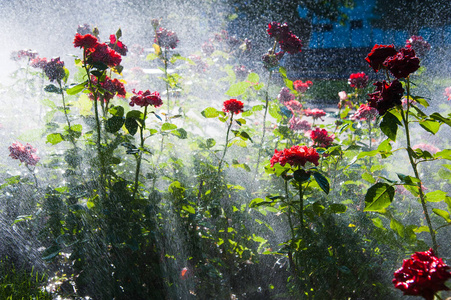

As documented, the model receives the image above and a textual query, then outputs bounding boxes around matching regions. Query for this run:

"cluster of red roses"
[9,142,40,166]
[365,43,421,115]
[73,33,123,68]
[393,248,451,300]
[270,145,319,168]
[348,72,369,89]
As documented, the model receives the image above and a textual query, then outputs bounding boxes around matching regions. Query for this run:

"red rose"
[267,22,291,41]
[155,27,179,49]
[278,32,302,54]
[348,72,369,89]
[87,43,122,67]
[73,33,99,49]
[367,80,404,115]
[406,35,431,57]
[223,99,244,115]
[309,128,335,148]
[393,249,451,300]
[365,44,398,72]
[130,90,162,107]
[383,47,420,79]
[44,57,65,82]
[108,35,128,56]
[270,145,319,168]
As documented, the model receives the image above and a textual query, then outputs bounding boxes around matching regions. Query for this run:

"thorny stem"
[402,77,438,253]
[133,106,148,199]
[218,113,234,174]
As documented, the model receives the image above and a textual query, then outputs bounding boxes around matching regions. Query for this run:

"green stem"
[254,71,273,177]
[218,113,233,174]
[299,183,304,235]
[402,77,438,253]
[58,81,77,148]
[133,106,148,199]
[164,48,171,118]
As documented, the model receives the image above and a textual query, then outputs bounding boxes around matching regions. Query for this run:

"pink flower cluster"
[10,49,38,61]
[289,117,311,132]
[293,80,313,93]
[351,104,378,122]
[270,145,319,168]
[304,108,326,121]
[278,87,295,104]
[9,142,40,166]
[284,100,303,115]
[44,57,65,83]
[309,128,335,148]
[445,87,451,101]
[129,90,162,107]
[73,33,122,67]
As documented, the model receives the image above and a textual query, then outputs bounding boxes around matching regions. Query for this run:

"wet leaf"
[201,107,220,118]
[106,116,125,133]
[329,203,347,214]
[380,111,401,141]
[364,183,394,212]
[433,208,451,223]
[66,82,86,95]
[419,120,441,134]
[226,81,251,97]
[125,118,138,135]
[46,133,64,145]
[313,172,329,194]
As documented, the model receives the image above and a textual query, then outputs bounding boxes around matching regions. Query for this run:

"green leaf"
[430,112,451,127]
[12,215,33,225]
[413,96,429,107]
[390,218,405,237]
[46,133,64,145]
[146,53,159,61]
[313,172,329,194]
[105,116,125,133]
[171,128,187,139]
[279,66,287,78]
[293,169,311,182]
[226,81,251,97]
[126,110,144,121]
[86,201,95,209]
[362,172,375,184]
[182,205,196,214]
[419,120,441,134]
[206,138,216,148]
[435,149,451,160]
[125,118,138,135]
[66,82,86,95]
[247,72,259,83]
[201,107,220,118]
[396,174,421,185]
[380,111,401,141]
[44,84,62,94]
[425,190,448,202]
[109,105,124,117]
[252,104,264,112]
[364,183,395,212]
[329,203,347,214]
[162,123,177,131]
[433,208,451,222]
